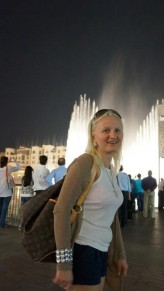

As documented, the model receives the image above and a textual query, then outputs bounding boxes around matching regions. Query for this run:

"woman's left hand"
[117,259,128,276]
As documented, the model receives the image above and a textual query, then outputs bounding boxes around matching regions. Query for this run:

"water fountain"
[8,95,164,225]
[65,94,98,167]
[66,96,164,207]
[123,100,164,181]
[66,96,164,179]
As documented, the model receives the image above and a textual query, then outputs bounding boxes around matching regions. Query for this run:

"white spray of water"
[123,100,164,207]
[65,94,98,167]
[66,95,164,207]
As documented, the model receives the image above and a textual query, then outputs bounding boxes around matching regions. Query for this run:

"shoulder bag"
[21,161,96,263]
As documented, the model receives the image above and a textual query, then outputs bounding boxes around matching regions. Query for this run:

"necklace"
[105,167,119,197]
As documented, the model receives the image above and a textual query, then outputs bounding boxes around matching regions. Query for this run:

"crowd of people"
[21,156,67,203]
[117,168,159,228]
[0,156,67,229]
[0,108,164,291]
[1,153,162,233]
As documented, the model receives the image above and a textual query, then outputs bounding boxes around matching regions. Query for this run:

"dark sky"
[0,0,164,151]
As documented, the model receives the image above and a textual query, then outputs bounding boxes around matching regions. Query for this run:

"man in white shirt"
[33,155,50,195]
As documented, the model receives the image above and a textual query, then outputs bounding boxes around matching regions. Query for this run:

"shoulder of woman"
[69,153,93,171]
[77,153,93,164]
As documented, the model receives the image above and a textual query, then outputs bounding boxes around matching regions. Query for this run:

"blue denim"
[137,192,144,212]
[0,196,11,227]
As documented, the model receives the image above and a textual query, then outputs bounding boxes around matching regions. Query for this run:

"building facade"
[3,144,66,184]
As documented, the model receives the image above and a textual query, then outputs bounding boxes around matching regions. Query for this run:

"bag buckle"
[49,199,57,203]
[72,204,82,214]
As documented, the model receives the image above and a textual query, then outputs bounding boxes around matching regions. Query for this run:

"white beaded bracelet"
[56,248,73,263]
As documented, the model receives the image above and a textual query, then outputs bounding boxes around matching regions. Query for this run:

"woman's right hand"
[53,270,73,290]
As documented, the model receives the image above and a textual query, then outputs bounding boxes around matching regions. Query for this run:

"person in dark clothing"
[117,165,131,227]
[141,170,157,219]
[158,178,164,211]
[128,174,138,213]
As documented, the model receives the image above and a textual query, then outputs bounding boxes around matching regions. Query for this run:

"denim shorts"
[73,243,108,285]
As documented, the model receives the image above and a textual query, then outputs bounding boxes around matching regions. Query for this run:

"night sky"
[1,0,164,151]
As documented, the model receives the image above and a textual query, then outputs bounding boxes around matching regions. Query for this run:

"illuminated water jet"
[65,94,98,166]
[123,100,164,206]
[123,100,164,180]
[66,96,164,207]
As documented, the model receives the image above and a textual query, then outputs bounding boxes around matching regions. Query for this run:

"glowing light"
[66,96,164,207]
[123,105,159,178]
[122,104,164,207]
[65,94,98,166]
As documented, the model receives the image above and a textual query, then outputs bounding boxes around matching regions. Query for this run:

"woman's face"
[92,115,123,156]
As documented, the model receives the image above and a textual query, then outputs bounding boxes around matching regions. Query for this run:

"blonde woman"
[53,109,128,291]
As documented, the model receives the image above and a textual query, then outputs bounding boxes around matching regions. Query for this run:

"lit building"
[2,144,66,184]
[2,144,66,226]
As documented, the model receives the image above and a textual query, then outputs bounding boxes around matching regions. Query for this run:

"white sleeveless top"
[75,166,123,252]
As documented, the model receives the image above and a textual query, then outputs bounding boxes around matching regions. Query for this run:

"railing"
[7,185,22,226]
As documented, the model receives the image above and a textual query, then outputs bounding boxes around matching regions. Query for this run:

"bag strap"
[70,158,97,223]
[49,157,97,224]
[6,166,9,189]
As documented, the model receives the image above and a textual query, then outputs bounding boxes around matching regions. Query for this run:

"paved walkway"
[0,210,164,291]
[121,210,164,291]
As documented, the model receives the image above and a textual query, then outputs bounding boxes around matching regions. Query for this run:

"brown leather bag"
[21,179,64,262]
[21,166,96,263]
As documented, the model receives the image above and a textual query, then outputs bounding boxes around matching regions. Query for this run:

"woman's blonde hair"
[85,109,123,172]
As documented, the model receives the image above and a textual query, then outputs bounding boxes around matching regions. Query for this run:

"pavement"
[0,210,164,291]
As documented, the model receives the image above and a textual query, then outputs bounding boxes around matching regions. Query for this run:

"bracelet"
[56,248,73,263]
